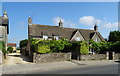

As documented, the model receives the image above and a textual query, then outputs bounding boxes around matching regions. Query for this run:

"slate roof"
[29,24,104,42]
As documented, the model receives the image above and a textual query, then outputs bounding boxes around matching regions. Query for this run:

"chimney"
[94,24,98,31]
[3,10,8,18]
[59,20,63,27]
[28,16,32,25]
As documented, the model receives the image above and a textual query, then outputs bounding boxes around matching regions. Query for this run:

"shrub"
[89,39,101,54]
[36,44,51,53]
[71,41,89,55]
[20,39,28,48]
[7,47,13,53]
[89,39,120,53]
[31,39,71,53]
[79,41,89,55]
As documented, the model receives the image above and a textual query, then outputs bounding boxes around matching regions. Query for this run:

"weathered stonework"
[80,54,107,61]
[33,53,71,63]
[114,53,120,60]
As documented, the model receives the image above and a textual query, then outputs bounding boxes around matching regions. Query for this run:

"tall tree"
[108,30,120,42]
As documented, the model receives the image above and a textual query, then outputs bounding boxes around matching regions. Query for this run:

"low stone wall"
[114,53,120,60]
[80,54,107,61]
[33,53,71,63]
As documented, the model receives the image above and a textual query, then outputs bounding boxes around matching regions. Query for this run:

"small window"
[95,38,99,42]
[75,37,81,41]
[53,36,59,40]
[43,35,48,40]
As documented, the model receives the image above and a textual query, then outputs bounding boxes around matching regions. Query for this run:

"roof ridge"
[32,24,95,31]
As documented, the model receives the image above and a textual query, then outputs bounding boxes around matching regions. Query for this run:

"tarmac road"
[2,60,119,74]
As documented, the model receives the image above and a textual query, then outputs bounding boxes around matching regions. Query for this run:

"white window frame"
[43,35,48,40]
[74,37,81,41]
[53,36,60,40]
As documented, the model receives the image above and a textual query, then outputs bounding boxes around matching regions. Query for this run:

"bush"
[20,39,28,48]
[7,47,13,53]
[0,42,7,54]
[71,41,89,55]
[79,41,89,55]
[31,39,71,53]
[89,39,120,53]
[89,39,101,54]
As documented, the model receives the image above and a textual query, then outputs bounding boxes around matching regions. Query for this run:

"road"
[30,63,118,74]
[2,60,119,74]
[1,53,119,74]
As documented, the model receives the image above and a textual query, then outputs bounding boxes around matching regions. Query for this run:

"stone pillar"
[112,51,115,60]
[106,51,109,60]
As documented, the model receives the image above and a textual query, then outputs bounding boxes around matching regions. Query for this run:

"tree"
[7,47,13,53]
[108,30,120,42]
[20,39,28,48]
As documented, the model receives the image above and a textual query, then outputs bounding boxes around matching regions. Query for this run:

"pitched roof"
[29,24,104,42]
[7,43,16,47]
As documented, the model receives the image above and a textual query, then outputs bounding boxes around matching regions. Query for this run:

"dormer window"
[43,35,48,40]
[53,35,60,40]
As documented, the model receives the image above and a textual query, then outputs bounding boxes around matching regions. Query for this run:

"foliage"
[111,41,120,53]
[36,43,51,53]
[79,41,89,54]
[89,39,120,53]
[89,39,101,54]
[31,39,71,53]
[71,41,89,55]
[49,39,71,53]
[0,42,7,53]
[7,47,13,53]
[108,30,120,42]
[20,39,28,48]
[0,42,3,50]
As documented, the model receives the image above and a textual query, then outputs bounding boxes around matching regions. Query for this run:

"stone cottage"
[26,16,104,59]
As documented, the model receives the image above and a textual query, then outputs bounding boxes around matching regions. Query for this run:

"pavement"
[1,53,119,74]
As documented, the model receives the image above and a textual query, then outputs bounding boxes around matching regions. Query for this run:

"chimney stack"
[94,24,98,31]
[59,20,63,27]
[28,16,32,25]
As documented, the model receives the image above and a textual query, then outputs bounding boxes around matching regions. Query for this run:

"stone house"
[0,11,9,63]
[26,16,104,59]
[7,43,17,52]
[0,11,9,50]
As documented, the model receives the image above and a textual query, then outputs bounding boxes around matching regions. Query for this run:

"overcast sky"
[2,2,118,47]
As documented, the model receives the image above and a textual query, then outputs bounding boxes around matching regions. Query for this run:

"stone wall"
[33,53,71,63]
[114,53,120,60]
[80,54,107,61]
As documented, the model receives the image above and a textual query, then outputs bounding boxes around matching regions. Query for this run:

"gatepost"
[112,51,115,60]
[106,51,109,60]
